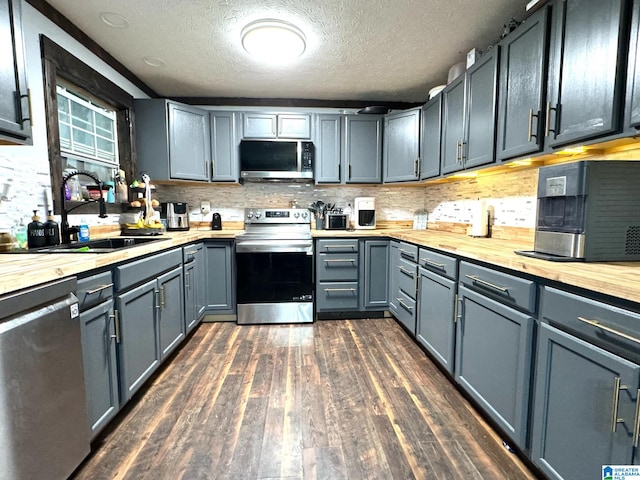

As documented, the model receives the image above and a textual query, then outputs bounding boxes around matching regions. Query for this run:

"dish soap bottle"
[27,210,46,249]
[44,210,60,246]
[78,218,90,242]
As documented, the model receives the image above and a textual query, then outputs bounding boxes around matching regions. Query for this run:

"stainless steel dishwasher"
[0,277,90,480]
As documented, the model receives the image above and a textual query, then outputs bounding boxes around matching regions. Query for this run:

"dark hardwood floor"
[72,318,537,480]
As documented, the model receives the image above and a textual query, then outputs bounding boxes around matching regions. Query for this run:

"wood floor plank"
[71,319,538,480]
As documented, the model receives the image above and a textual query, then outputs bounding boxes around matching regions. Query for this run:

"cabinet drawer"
[398,242,418,262]
[418,248,458,280]
[316,282,359,311]
[77,270,113,311]
[317,239,359,253]
[394,289,416,333]
[459,262,536,313]
[316,253,358,281]
[541,286,640,362]
[115,248,183,292]
[397,257,418,299]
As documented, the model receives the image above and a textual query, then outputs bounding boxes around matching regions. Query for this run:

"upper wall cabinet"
[420,96,442,180]
[545,0,630,148]
[496,5,551,162]
[383,107,421,182]
[242,112,311,139]
[0,0,31,145]
[625,0,640,132]
[441,47,500,175]
[135,99,211,181]
[209,111,239,182]
[314,114,342,183]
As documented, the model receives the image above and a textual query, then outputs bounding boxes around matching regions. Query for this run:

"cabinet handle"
[185,271,190,288]
[397,298,413,312]
[20,89,33,127]
[110,310,120,343]
[414,158,419,178]
[527,109,539,141]
[338,163,341,180]
[456,140,461,163]
[577,316,640,345]
[460,140,466,162]
[611,376,628,432]
[465,274,509,294]
[325,258,355,264]
[324,288,356,293]
[421,258,446,269]
[160,285,166,308]
[86,283,114,295]
[545,102,558,137]
[633,389,640,447]
[398,265,414,277]
[324,244,355,251]
[348,163,352,180]
[454,294,462,323]
[155,288,161,311]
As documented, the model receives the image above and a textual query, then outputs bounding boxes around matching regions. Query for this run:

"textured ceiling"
[43,0,531,103]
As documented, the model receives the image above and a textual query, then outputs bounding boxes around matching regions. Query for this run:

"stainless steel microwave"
[239,140,314,181]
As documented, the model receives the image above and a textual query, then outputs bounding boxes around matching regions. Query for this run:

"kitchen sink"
[22,236,168,254]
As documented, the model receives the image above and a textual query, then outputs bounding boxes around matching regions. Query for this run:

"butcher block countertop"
[1,228,639,306]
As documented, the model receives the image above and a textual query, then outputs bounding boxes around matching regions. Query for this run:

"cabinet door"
[0,0,31,144]
[420,96,442,179]
[417,268,456,374]
[344,115,382,183]
[360,239,390,310]
[315,114,342,183]
[531,323,639,480]
[210,111,239,182]
[205,241,235,312]
[440,75,466,175]
[388,241,401,317]
[184,261,197,333]
[626,0,640,131]
[464,47,499,169]
[158,266,185,359]
[116,279,160,402]
[243,113,277,138]
[383,108,421,182]
[455,285,534,448]
[496,6,550,161]
[278,114,311,138]
[546,0,628,147]
[80,300,119,439]
[168,102,211,181]
[194,244,206,319]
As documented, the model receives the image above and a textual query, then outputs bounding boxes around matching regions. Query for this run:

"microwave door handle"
[297,142,302,173]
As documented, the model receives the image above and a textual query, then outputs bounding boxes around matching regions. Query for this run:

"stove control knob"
[301,211,309,219]
[246,212,254,219]
[293,212,300,218]
[255,212,262,219]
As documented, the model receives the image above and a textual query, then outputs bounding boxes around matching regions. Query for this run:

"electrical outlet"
[200,201,211,214]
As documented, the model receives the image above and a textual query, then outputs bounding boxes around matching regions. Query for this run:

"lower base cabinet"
[204,241,235,314]
[531,323,640,480]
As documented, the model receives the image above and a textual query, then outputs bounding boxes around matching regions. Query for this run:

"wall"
[0,0,149,231]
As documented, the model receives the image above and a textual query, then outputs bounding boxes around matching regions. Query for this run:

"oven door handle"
[236,240,313,254]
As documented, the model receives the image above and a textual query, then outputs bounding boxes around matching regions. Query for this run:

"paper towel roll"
[470,199,488,237]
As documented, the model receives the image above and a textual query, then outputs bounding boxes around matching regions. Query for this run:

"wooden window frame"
[40,35,136,215]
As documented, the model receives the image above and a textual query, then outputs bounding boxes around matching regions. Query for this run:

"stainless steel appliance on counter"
[161,202,190,231]
[235,208,313,324]
[354,196,376,229]
[0,277,90,480]
[517,160,640,261]
[325,212,348,230]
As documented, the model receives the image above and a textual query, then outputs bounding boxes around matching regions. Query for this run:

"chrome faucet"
[60,170,107,244]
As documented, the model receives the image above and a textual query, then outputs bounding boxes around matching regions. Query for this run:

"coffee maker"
[518,160,640,261]
[160,202,190,231]
[354,197,376,229]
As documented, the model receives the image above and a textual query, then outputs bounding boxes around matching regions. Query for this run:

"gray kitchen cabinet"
[344,115,383,183]
[383,107,421,182]
[243,112,311,139]
[0,0,31,145]
[157,265,186,358]
[545,0,629,148]
[388,241,419,334]
[135,99,211,181]
[441,48,500,175]
[314,114,342,183]
[316,239,360,312]
[78,270,119,440]
[204,241,235,313]
[626,0,640,132]
[416,248,458,374]
[531,323,639,480]
[496,5,551,162]
[420,96,442,179]
[359,239,390,310]
[455,262,535,449]
[184,243,204,333]
[210,111,239,182]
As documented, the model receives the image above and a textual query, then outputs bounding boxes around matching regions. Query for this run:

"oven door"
[235,240,313,324]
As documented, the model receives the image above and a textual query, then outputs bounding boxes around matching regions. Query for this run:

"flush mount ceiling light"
[99,12,129,28]
[241,19,306,62]
[143,56,166,67]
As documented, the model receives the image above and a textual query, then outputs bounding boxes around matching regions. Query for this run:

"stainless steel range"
[235,208,313,324]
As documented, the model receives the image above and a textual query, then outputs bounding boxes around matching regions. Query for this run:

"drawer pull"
[185,249,197,255]
[324,259,356,263]
[324,288,356,293]
[398,266,414,277]
[465,274,508,294]
[577,317,640,345]
[86,283,114,295]
[399,248,414,256]
[397,298,413,313]
[611,376,628,432]
[421,258,445,269]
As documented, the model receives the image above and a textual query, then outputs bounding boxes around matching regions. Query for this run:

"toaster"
[161,202,190,231]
